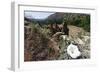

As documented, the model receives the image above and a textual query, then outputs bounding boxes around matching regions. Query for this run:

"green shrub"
[62,14,90,32]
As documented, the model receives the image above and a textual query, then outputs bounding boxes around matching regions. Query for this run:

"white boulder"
[67,43,81,59]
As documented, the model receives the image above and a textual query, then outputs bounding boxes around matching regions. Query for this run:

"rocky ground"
[58,25,90,60]
[24,24,90,61]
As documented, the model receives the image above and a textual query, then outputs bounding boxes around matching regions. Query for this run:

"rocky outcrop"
[58,34,90,59]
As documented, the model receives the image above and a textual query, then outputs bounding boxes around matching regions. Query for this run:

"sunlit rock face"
[67,43,81,59]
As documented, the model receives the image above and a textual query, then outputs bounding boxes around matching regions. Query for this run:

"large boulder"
[67,43,81,59]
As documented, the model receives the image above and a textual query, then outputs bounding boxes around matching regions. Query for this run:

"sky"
[24,11,54,19]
